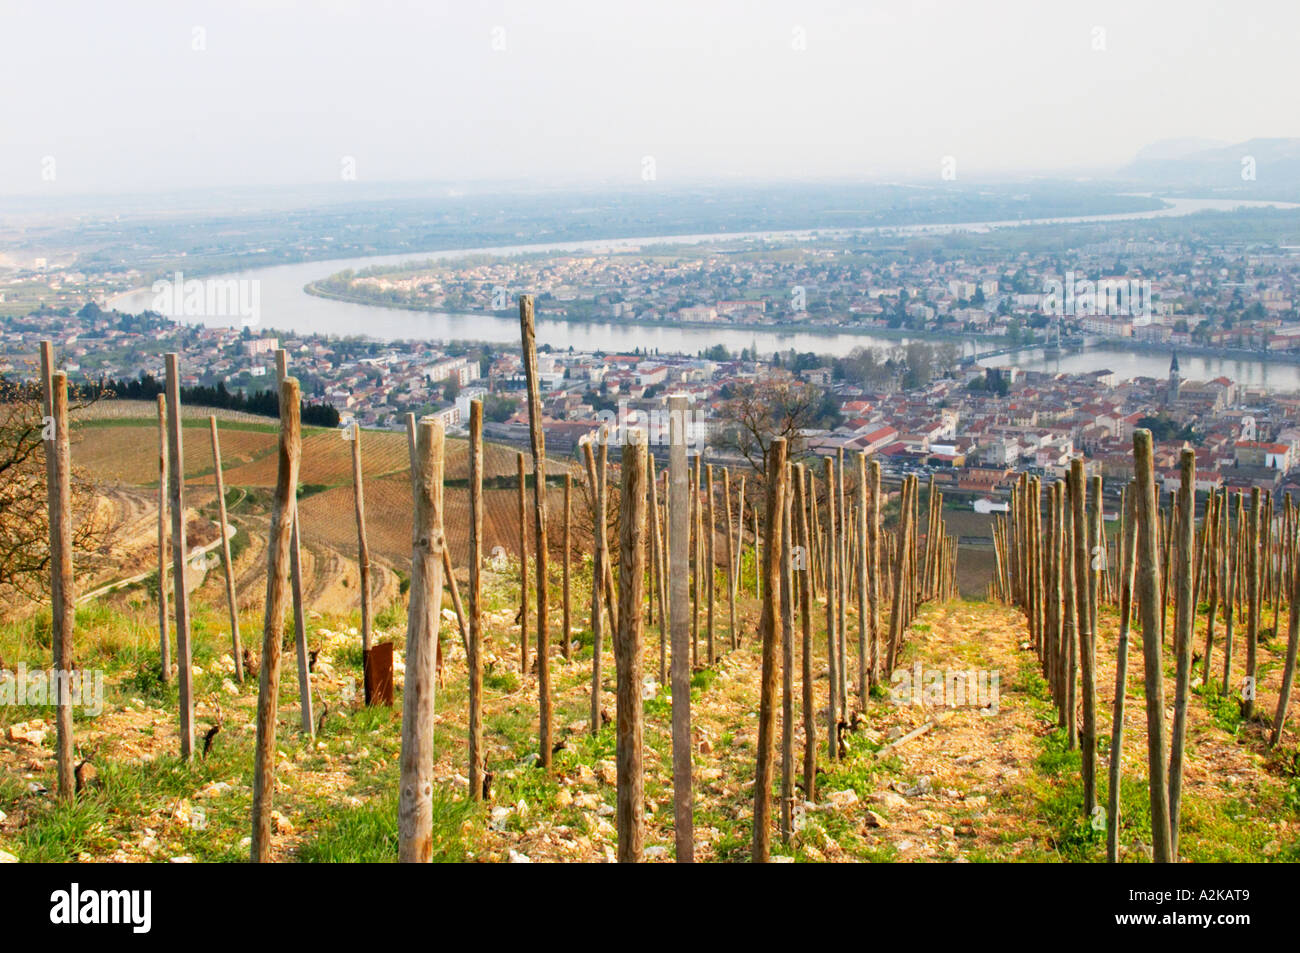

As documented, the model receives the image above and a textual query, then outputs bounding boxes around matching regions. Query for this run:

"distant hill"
[1120,137,1300,190]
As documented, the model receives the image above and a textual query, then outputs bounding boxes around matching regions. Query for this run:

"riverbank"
[1113,337,1300,368]
[303,281,999,350]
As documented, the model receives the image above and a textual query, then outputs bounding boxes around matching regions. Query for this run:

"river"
[110,195,1300,388]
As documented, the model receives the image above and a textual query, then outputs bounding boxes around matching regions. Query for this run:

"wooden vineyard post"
[600,438,619,636]
[779,466,795,843]
[1027,477,1040,657]
[43,367,75,800]
[752,437,787,863]
[1107,483,1139,862]
[1271,531,1300,747]
[350,418,372,685]
[734,474,747,605]
[1244,487,1261,720]
[397,416,445,863]
[519,294,552,768]
[1133,429,1173,863]
[582,435,605,733]
[856,452,869,706]
[706,462,716,663]
[155,393,171,682]
[867,459,882,687]
[1270,497,1287,643]
[595,435,612,727]
[1034,478,1045,657]
[1263,495,1275,639]
[1069,460,1097,814]
[1203,490,1222,684]
[908,478,920,622]
[274,351,313,726]
[886,476,912,677]
[1062,478,1077,744]
[667,396,693,861]
[209,416,244,681]
[723,467,738,650]
[563,473,572,661]
[692,454,702,663]
[1168,448,1197,860]
[251,377,302,862]
[922,475,936,603]
[835,450,848,719]
[1223,492,1242,693]
[808,476,821,598]
[649,461,667,682]
[689,455,698,663]
[468,401,485,798]
[822,456,839,759]
[614,433,647,862]
[517,451,529,674]
[164,355,195,759]
[1043,490,1054,707]
[795,465,817,802]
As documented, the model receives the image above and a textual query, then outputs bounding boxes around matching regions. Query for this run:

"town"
[308,219,1300,355]
[5,294,1300,508]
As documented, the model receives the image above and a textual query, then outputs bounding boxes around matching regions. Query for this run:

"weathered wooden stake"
[1271,533,1300,747]
[43,366,75,799]
[208,417,244,681]
[752,437,787,863]
[823,456,839,759]
[155,393,171,682]
[649,461,667,683]
[723,467,738,650]
[274,351,312,728]
[563,472,572,661]
[1133,429,1173,863]
[519,294,552,767]
[614,433,647,862]
[397,416,445,862]
[796,464,817,802]
[1244,487,1262,719]
[1070,460,1097,814]
[350,419,372,677]
[779,465,795,842]
[165,354,195,759]
[468,401,485,798]
[706,462,717,663]
[1168,448,1196,860]
[667,396,693,861]
[251,377,302,862]
[517,451,529,674]
[1107,483,1139,863]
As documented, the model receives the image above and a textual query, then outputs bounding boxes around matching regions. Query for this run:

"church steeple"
[1167,350,1181,405]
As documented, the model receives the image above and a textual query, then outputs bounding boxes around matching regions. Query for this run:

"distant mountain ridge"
[1122,137,1300,189]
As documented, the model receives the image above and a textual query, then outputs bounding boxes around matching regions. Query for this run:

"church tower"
[1167,350,1181,406]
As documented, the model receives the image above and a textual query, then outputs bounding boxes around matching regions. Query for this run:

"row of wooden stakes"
[994,432,1300,863]
[35,299,959,861]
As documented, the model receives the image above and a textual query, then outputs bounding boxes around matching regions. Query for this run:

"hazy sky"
[2,0,1298,196]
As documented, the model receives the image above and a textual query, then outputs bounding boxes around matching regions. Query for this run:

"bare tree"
[713,378,828,477]
[0,375,111,603]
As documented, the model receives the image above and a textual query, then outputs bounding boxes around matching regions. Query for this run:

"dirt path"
[845,601,1055,861]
